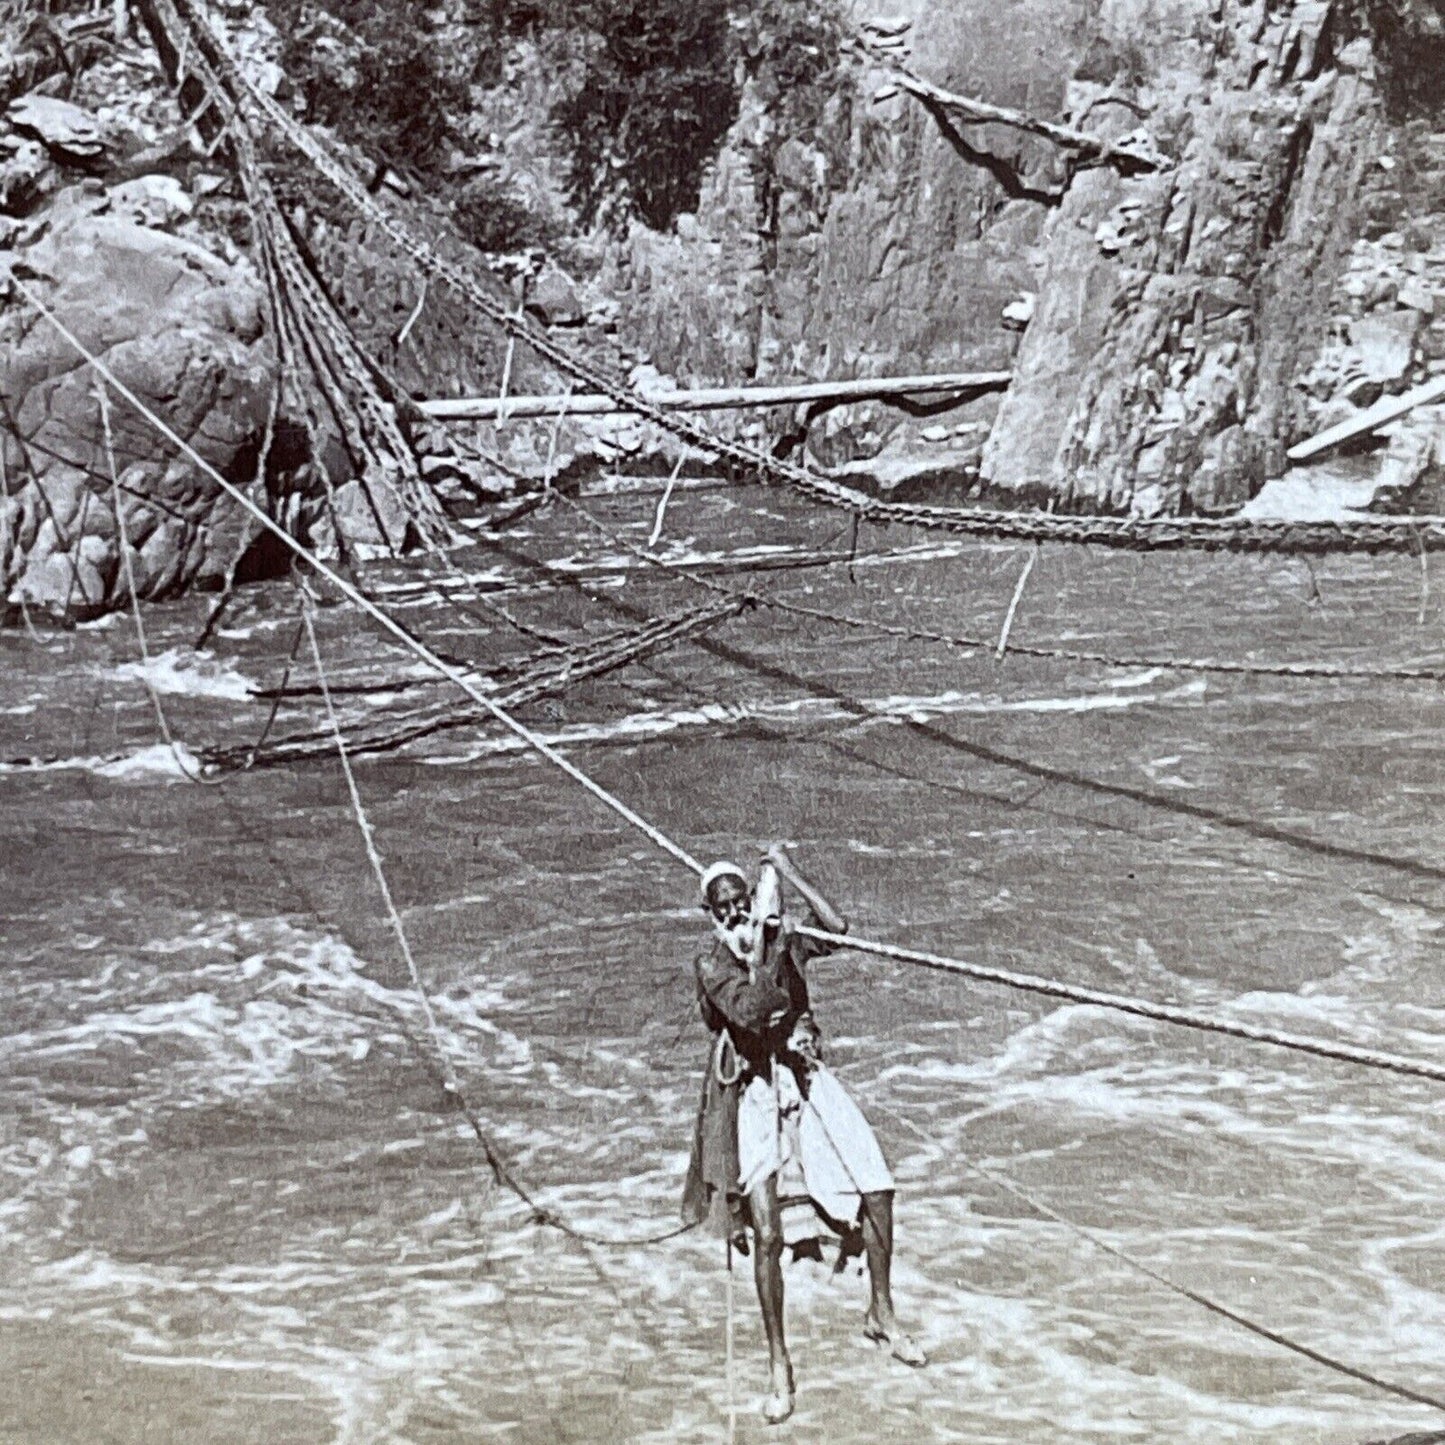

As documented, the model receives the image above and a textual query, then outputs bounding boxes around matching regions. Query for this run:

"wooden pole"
[995,544,1039,658]
[418,370,1012,422]
[880,62,1170,175]
[1286,374,1445,463]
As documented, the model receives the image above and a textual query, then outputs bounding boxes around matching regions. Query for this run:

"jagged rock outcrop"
[0,195,274,618]
[606,0,1445,512]
[0,8,292,620]
[984,0,1393,513]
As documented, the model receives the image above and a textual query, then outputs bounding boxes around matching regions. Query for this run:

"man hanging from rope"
[682,844,927,1424]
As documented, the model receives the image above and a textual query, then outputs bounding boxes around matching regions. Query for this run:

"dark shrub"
[452,175,555,253]
[268,0,471,167]
[264,0,845,236]
[549,0,739,231]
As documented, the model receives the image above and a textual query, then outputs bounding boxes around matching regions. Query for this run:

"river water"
[3,482,1445,1444]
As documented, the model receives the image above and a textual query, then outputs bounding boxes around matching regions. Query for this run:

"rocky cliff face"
[2,195,273,617]
[609,0,1445,513]
[984,0,1405,515]
[4,0,1443,621]
[609,1,1054,488]
[0,1,549,620]
[0,12,282,620]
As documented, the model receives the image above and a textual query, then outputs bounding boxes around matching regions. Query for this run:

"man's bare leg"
[747,1175,795,1422]
[860,1190,927,1366]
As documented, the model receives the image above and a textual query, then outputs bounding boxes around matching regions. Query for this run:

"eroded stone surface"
[0,207,273,618]
[606,0,1444,513]
[982,0,1390,512]
[7,94,105,162]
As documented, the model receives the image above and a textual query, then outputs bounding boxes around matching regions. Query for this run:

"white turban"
[699,859,747,904]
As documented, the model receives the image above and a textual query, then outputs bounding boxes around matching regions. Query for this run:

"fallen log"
[418,370,1012,422]
[1287,374,1445,463]
[864,52,1171,176]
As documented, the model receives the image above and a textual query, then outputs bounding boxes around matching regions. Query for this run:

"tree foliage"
[264,0,845,239]
[549,0,844,231]
[547,0,739,231]
[267,0,472,166]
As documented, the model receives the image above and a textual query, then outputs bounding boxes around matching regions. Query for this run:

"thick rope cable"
[797,925,1445,1084]
[247,603,696,701]
[131,2,527,677]
[239,612,307,767]
[244,613,612,704]
[227,593,747,768]
[163,0,1445,558]
[19,278,1445,1095]
[756,588,1445,683]
[301,599,697,1248]
[870,1099,1445,1415]
[552,490,1445,684]
[303,600,453,1058]
[143,0,448,548]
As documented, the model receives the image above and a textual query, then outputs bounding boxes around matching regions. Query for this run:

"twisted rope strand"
[302,600,697,1248]
[168,0,1445,557]
[756,589,1445,683]
[551,488,1445,682]
[230,594,745,768]
[801,926,1445,1084]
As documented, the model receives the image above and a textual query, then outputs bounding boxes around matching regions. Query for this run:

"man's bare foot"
[863,1310,928,1368]
[761,1358,795,1424]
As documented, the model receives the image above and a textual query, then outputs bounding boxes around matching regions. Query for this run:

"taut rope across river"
[14,269,1445,1425]
[14,3,1445,1427]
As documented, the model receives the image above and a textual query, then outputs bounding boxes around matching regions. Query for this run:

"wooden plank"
[418,371,1012,422]
[1287,374,1445,463]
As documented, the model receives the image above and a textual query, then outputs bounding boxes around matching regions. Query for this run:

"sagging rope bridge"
[13,0,1445,1424]
[20,275,1445,1419]
[207,593,750,768]
[135,0,1445,559]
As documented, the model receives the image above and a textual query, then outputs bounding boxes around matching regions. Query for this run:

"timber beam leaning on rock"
[1287,374,1445,465]
[855,27,1171,178]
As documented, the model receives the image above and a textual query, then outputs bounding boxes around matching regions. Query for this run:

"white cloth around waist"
[736,1063,893,1225]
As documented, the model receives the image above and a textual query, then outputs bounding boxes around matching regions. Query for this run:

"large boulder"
[7,94,106,164]
[982,0,1387,513]
[1,196,274,618]
[600,0,1441,511]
